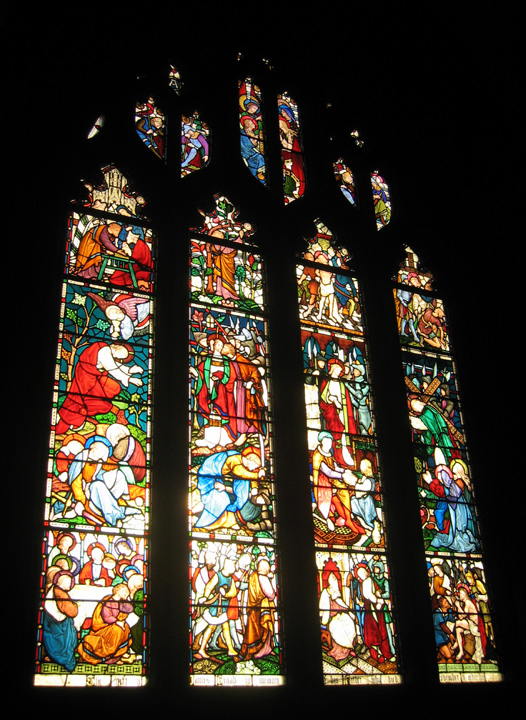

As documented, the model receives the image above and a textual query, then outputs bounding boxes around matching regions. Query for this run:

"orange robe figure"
[77,592,133,664]
[239,565,275,660]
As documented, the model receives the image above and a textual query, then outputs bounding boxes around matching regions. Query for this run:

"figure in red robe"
[56,342,142,434]
[355,564,392,663]
[319,358,358,466]
[111,229,152,290]
[192,335,237,449]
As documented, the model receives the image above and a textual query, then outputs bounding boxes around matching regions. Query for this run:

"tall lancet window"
[188,195,284,686]
[394,246,501,683]
[297,221,401,685]
[35,166,154,687]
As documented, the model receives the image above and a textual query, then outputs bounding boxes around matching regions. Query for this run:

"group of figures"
[188,198,283,682]
[297,222,361,331]
[429,558,497,668]
[39,531,146,675]
[303,335,380,548]
[189,305,272,540]
[68,211,154,292]
[36,170,153,685]
[191,238,263,312]
[396,248,499,677]
[136,95,210,176]
[299,224,401,683]
[318,552,397,677]
[50,281,151,533]
[394,259,449,350]
[419,453,480,555]
[190,542,281,677]
[404,356,479,556]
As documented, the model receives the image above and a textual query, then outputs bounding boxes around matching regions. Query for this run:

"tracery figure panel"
[182,111,210,177]
[35,167,153,687]
[371,171,391,230]
[239,77,266,185]
[136,98,166,160]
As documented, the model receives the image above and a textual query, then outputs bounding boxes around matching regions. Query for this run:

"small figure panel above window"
[371,171,391,230]
[334,159,358,207]
[239,77,267,185]
[136,98,166,160]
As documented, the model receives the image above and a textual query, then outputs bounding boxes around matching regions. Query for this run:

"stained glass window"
[297,221,401,685]
[394,246,501,683]
[35,166,154,687]
[188,195,284,686]
[27,48,514,701]
[239,78,266,185]
[334,159,357,206]
[371,171,391,230]
[182,111,210,177]
[136,98,166,160]
[278,93,305,205]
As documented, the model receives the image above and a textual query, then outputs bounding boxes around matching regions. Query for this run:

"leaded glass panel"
[188,195,284,686]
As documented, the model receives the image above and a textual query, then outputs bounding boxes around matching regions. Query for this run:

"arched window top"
[371,170,391,230]
[395,246,435,291]
[394,247,450,352]
[76,165,148,219]
[191,194,256,244]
